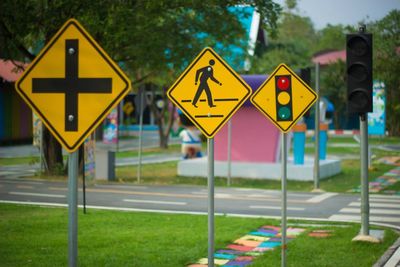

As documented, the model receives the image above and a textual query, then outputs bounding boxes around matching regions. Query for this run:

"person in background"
[179,126,203,159]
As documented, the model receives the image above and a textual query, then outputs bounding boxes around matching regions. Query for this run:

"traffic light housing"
[346,31,373,113]
[275,75,293,121]
[300,67,311,87]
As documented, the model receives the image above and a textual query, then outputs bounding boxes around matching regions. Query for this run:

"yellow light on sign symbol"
[277,91,290,105]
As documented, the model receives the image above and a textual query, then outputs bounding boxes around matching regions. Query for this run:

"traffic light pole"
[360,114,369,235]
[281,132,287,267]
[352,113,381,242]
[208,138,215,267]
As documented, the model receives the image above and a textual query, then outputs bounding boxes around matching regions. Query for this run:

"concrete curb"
[373,237,400,267]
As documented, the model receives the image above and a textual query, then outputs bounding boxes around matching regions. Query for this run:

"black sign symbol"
[32,39,112,131]
[192,59,222,108]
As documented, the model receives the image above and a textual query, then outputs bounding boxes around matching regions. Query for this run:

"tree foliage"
[369,10,400,135]
[249,5,316,74]
[0,0,281,172]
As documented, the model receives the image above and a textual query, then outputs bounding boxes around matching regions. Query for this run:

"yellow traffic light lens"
[347,63,368,82]
[277,91,290,105]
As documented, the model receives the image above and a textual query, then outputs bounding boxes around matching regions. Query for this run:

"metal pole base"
[352,230,383,243]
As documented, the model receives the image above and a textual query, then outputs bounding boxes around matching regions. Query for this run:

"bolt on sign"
[251,64,317,132]
[167,47,251,138]
[15,19,131,152]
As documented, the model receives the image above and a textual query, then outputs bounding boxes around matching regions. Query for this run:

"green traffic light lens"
[278,106,291,120]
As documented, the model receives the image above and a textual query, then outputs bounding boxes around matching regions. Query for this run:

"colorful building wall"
[214,106,280,163]
[0,81,32,143]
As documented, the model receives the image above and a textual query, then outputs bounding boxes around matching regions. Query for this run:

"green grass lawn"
[116,159,395,193]
[0,204,397,267]
[0,156,39,166]
[116,144,181,158]
[2,136,399,193]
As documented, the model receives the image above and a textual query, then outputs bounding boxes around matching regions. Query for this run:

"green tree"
[314,24,348,52]
[250,10,316,74]
[320,60,347,128]
[369,10,400,136]
[0,0,281,173]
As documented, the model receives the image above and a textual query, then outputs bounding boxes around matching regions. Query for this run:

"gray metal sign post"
[208,138,215,267]
[227,120,232,186]
[281,132,287,267]
[137,89,144,183]
[68,151,79,267]
[313,62,320,190]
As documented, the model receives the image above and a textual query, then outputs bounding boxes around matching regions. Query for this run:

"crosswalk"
[0,164,38,179]
[329,194,400,224]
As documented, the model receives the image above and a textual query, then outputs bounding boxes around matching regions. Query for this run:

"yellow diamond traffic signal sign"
[251,64,317,133]
[15,19,131,152]
[167,47,251,138]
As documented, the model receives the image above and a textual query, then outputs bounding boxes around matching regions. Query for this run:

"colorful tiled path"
[350,166,400,195]
[188,225,305,267]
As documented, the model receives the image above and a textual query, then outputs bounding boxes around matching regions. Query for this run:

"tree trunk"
[42,126,64,175]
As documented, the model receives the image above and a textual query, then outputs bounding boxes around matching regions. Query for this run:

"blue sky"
[274,0,400,29]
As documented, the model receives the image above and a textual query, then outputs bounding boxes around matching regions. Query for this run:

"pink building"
[214,75,281,163]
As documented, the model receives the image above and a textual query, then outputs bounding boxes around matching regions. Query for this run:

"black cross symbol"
[32,39,112,132]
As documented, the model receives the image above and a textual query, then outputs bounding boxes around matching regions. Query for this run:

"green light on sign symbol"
[278,106,291,120]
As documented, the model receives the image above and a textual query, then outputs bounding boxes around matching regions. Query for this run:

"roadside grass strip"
[188,225,305,267]
[350,166,400,195]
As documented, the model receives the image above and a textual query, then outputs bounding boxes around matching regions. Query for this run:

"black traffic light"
[275,75,293,121]
[346,28,373,113]
[300,67,311,87]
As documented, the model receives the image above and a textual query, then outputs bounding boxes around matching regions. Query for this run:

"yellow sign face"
[251,64,317,133]
[15,19,131,152]
[167,47,251,138]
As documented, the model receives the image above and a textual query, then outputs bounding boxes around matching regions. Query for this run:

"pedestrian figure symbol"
[192,59,222,108]
[167,47,251,138]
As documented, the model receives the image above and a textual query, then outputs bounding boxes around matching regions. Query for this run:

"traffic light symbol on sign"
[275,75,293,121]
[346,32,373,113]
[250,63,317,133]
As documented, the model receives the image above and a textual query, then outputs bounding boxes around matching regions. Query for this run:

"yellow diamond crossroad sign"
[15,19,131,152]
[250,64,317,133]
[167,47,251,138]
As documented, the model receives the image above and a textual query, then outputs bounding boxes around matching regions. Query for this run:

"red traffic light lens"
[277,76,290,90]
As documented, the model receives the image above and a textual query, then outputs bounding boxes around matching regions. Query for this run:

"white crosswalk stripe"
[329,195,400,225]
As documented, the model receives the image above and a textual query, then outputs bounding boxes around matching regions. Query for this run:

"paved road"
[1,177,399,229]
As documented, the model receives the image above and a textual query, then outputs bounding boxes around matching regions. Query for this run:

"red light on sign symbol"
[277,76,290,90]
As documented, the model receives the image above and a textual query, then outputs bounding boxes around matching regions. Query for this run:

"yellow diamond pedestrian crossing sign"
[15,19,131,152]
[250,64,317,133]
[167,47,251,138]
